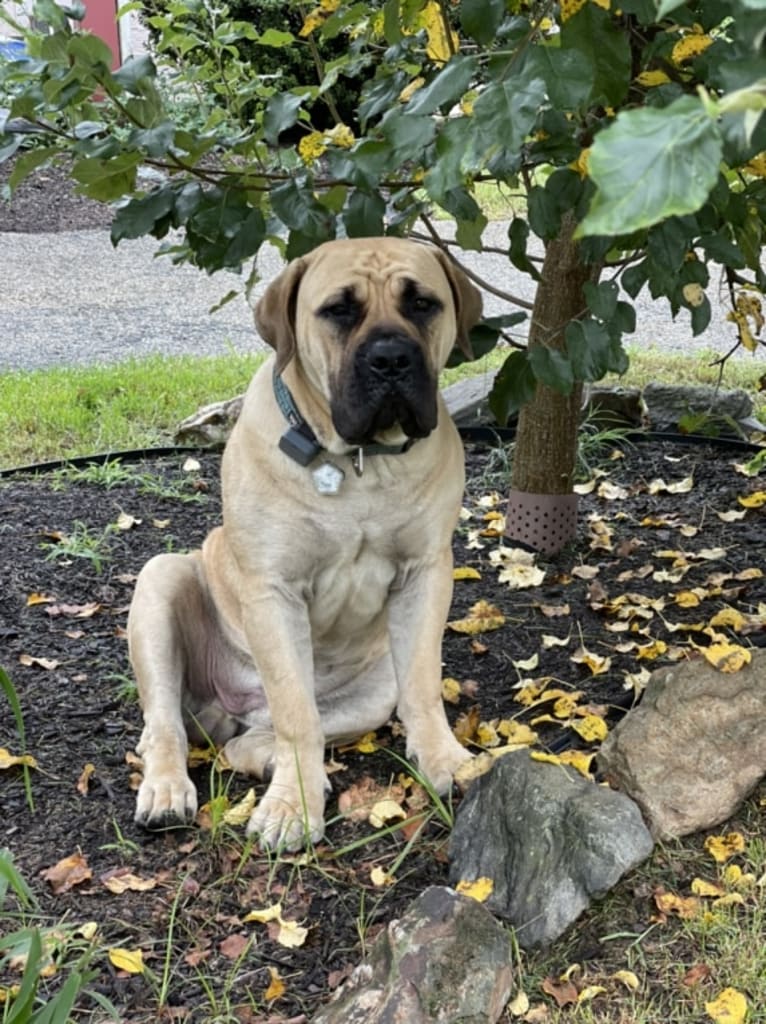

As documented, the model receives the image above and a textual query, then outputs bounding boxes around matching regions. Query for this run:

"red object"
[80,0,122,68]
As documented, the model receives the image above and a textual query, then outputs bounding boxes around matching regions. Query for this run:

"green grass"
[0,352,264,469]
[0,345,763,470]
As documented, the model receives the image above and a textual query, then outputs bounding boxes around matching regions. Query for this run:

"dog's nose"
[364,337,418,380]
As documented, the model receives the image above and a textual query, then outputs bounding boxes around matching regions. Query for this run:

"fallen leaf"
[455,877,494,902]
[441,677,462,704]
[370,865,395,887]
[570,714,608,743]
[704,833,746,863]
[571,565,600,579]
[338,777,403,822]
[368,798,407,829]
[76,763,96,795]
[18,653,59,671]
[682,963,712,987]
[512,653,540,671]
[40,851,92,894]
[653,886,701,920]
[716,509,747,522]
[698,641,751,673]
[597,480,628,500]
[541,974,578,1008]
[539,603,570,617]
[243,904,308,949]
[26,592,55,606]
[577,985,606,1003]
[691,877,726,898]
[738,490,766,508]
[611,969,640,992]
[498,563,546,589]
[45,601,100,618]
[708,607,747,632]
[705,987,749,1024]
[219,933,249,960]
[264,965,286,1002]
[101,870,158,894]
[570,647,611,675]
[448,600,505,634]
[541,633,570,648]
[222,788,257,826]
[453,566,481,580]
[115,511,141,531]
[0,748,38,770]
[508,989,530,1017]
[108,948,145,975]
[183,457,201,472]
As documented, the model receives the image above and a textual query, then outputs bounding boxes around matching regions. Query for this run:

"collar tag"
[312,461,345,495]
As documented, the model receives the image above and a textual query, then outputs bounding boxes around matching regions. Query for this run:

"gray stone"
[598,650,766,839]
[642,383,754,428]
[175,394,244,447]
[443,374,495,426]
[448,751,654,949]
[312,886,513,1024]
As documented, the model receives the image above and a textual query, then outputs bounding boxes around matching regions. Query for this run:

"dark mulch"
[0,152,114,232]
[1,437,764,1021]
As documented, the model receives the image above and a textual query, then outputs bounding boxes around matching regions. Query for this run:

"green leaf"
[460,0,506,46]
[489,350,537,423]
[528,345,575,394]
[112,54,156,93]
[380,110,436,160]
[560,4,631,109]
[257,28,294,47]
[71,153,140,202]
[455,211,488,251]
[566,318,628,381]
[508,218,541,280]
[470,74,545,171]
[406,55,477,116]
[343,189,386,237]
[263,91,310,145]
[655,0,688,15]
[524,45,594,111]
[128,121,175,158]
[579,96,723,236]
[584,280,619,321]
[111,186,176,242]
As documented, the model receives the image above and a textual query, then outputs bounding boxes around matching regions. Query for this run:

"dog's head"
[254,238,483,447]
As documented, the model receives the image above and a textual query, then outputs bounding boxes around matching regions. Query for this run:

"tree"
[2,0,765,551]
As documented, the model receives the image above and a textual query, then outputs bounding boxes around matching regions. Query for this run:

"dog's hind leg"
[128,552,204,828]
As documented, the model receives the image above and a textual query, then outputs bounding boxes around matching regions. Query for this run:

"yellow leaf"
[102,871,157,894]
[738,490,766,508]
[108,948,145,974]
[325,123,354,149]
[637,69,671,86]
[368,798,406,828]
[612,969,640,991]
[448,600,505,634]
[570,647,611,675]
[298,131,327,164]
[691,877,726,898]
[635,639,668,660]
[453,566,481,580]
[187,745,217,767]
[264,966,286,1002]
[418,0,459,63]
[476,721,501,747]
[0,748,38,770]
[244,904,308,949]
[496,720,538,746]
[26,592,54,606]
[705,987,749,1024]
[672,32,714,64]
[370,865,395,887]
[507,989,530,1016]
[441,677,462,704]
[399,76,425,103]
[222,788,257,826]
[699,641,751,673]
[704,833,746,863]
[577,985,607,1003]
[511,652,540,671]
[498,563,546,589]
[654,888,701,919]
[570,714,608,743]
[455,877,494,902]
[709,608,747,632]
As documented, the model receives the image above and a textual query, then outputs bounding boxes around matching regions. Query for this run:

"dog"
[127,236,483,850]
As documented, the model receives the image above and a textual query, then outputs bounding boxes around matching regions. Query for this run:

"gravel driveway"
[0,220,753,372]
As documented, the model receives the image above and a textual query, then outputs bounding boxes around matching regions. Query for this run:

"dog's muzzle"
[331,330,438,445]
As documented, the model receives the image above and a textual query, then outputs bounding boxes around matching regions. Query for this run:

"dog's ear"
[432,249,483,360]
[254,257,308,373]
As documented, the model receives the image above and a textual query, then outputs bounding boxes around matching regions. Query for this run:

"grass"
[1,345,764,470]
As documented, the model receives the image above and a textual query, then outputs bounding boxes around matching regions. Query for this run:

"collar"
[273,369,414,476]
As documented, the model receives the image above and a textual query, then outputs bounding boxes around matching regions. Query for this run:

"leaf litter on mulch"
[0,436,765,1021]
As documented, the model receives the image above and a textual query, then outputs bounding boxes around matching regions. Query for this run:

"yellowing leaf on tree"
[672,32,714,64]
[705,987,749,1024]
[264,965,286,1002]
[704,832,746,863]
[418,0,459,63]
[455,877,494,902]
[243,904,308,948]
[108,947,145,975]
[448,600,505,634]
[453,566,481,581]
[0,748,38,770]
[738,490,766,508]
[570,714,608,743]
[698,641,751,673]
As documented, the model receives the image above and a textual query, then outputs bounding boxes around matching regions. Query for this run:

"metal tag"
[312,461,345,495]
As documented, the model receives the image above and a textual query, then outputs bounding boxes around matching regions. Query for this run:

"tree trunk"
[511,213,602,495]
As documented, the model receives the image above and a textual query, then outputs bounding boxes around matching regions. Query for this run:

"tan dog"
[128,237,482,850]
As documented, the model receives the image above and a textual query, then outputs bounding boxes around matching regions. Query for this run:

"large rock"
[642,383,754,429]
[448,751,654,949]
[598,650,766,839]
[312,886,513,1024]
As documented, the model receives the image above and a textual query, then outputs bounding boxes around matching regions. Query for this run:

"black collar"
[273,370,415,472]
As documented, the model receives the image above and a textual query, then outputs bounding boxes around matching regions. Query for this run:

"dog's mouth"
[330,332,438,446]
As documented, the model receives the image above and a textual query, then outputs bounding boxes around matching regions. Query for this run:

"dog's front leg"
[223,585,328,851]
[389,551,472,793]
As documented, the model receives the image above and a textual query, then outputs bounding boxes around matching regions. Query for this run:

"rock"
[175,394,244,447]
[598,650,766,839]
[642,383,753,431]
[448,751,654,949]
[312,886,513,1024]
[443,374,495,426]
[582,385,645,427]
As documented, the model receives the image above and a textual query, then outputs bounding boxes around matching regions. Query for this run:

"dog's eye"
[401,290,442,323]
[318,296,361,328]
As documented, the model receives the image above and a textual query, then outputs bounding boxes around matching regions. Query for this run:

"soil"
[1,438,765,1021]
[2,155,766,1020]
[0,153,114,233]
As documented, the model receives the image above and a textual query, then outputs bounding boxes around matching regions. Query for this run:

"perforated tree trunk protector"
[505,490,578,556]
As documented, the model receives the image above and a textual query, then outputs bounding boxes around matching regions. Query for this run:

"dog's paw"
[135,773,198,829]
[413,739,473,796]
[246,777,326,851]
[223,732,275,779]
